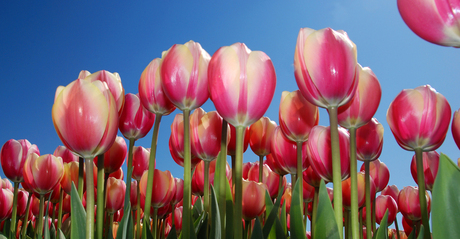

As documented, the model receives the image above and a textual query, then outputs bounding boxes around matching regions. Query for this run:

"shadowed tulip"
[249,117,277,157]
[410,151,439,191]
[23,154,64,196]
[119,93,155,140]
[397,0,460,47]
[0,186,13,221]
[60,161,82,195]
[130,181,138,209]
[342,172,374,209]
[172,178,184,205]
[2,178,13,191]
[191,160,231,196]
[242,179,267,220]
[303,166,324,188]
[169,114,200,168]
[270,127,309,175]
[140,169,176,209]
[247,162,286,199]
[106,177,126,214]
[53,145,78,164]
[375,195,398,226]
[94,136,127,175]
[227,125,249,156]
[132,146,151,181]
[16,190,29,219]
[398,186,431,222]
[356,118,384,162]
[265,153,290,177]
[360,159,389,193]
[281,183,293,213]
[1,139,40,182]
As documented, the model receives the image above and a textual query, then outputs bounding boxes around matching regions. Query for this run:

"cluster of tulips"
[2,1,460,238]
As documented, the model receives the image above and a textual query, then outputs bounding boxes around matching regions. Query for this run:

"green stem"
[218,120,228,237]
[231,155,236,190]
[171,202,176,230]
[365,161,372,239]
[327,106,344,239]
[21,192,32,239]
[259,155,264,183]
[349,128,360,239]
[85,158,95,239]
[359,208,363,239]
[344,210,349,239]
[372,196,376,232]
[10,182,19,237]
[144,114,162,225]
[312,187,319,238]
[234,126,245,239]
[37,194,45,239]
[296,141,304,228]
[137,180,141,239]
[204,161,210,215]
[415,148,431,239]
[278,175,284,198]
[108,213,114,239]
[182,110,192,239]
[78,157,84,199]
[152,208,158,239]
[96,154,105,239]
[57,188,64,233]
[394,216,401,239]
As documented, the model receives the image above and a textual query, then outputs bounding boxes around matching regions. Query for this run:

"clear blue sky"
[1,0,459,210]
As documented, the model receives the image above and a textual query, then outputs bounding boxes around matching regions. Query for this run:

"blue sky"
[1,0,459,216]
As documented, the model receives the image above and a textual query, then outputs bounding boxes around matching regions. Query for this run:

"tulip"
[303,166,323,188]
[360,159,389,193]
[1,139,40,182]
[106,177,126,214]
[168,206,183,233]
[381,185,400,204]
[91,136,127,175]
[397,0,460,47]
[271,126,309,177]
[23,153,64,196]
[242,179,266,220]
[53,145,78,163]
[132,146,151,181]
[356,118,384,162]
[0,186,13,221]
[265,153,290,177]
[247,162,286,199]
[302,178,315,203]
[84,70,125,115]
[398,186,431,222]
[119,93,155,140]
[191,160,231,196]
[130,181,138,210]
[410,151,439,191]
[402,216,415,237]
[169,137,201,168]
[375,195,398,226]
[281,183,293,213]
[227,124,250,157]
[1,178,13,191]
[249,117,277,157]
[452,109,460,150]
[342,172,374,209]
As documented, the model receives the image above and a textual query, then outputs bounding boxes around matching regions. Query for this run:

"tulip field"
[1,1,459,239]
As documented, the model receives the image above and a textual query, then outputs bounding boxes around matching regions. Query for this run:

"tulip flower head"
[0,139,40,182]
[227,125,249,156]
[60,161,82,195]
[242,179,267,220]
[398,186,431,222]
[451,109,460,149]
[360,159,389,193]
[410,151,439,191]
[140,169,176,208]
[106,177,126,214]
[0,186,13,221]
[169,114,201,167]
[249,117,277,157]
[94,136,127,175]
[375,195,398,226]
[270,126,309,175]
[356,118,384,162]
[84,70,125,115]
[132,146,151,181]
[23,153,64,195]
[53,145,78,163]
[118,93,155,140]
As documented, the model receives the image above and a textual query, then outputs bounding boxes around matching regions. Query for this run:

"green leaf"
[251,217,264,239]
[141,221,154,239]
[274,216,287,239]
[196,215,208,239]
[210,186,222,239]
[312,180,339,239]
[115,203,131,239]
[290,178,306,239]
[0,234,6,239]
[70,182,86,239]
[280,202,287,237]
[192,197,204,220]
[225,179,234,239]
[372,210,388,239]
[2,219,10,238]
[263,186,284,239]
[44,193,53,239]
[107,224,113,239]
[417,225,424,239]
[432,153,460,239]
[166,226,177,239]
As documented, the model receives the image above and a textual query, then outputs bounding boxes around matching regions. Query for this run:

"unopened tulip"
[398,186,431,222]
[130,181,138,209]
[294,27,358,108]
[242,179,266,220]
[381,185,400,204]
[191,160,231,196]
[360,159,389,193]
[16,190,29,219]
[109,167,124,180]
[302,166,323,188]
[106,177,126,214]
[138,58,176,115]
[60,161,82,195]
[140,169,176,209]
[410,151,439,191]
[387,85,451,152]
[1,139,40,182]
[169,114,200,167]
[397,0,460,47]
[227,125,249,156]
[270,127,309,175]
[169,206,183,232]
[119,93,155,140]
[0,187,13,221]
[23,154,64,195]
[247,162,286,199]
[402,216,414,237]
[84,70,125,115]
[172,178,184,205]
[342,172,374,209]
[249,117,277,157]
[132,146,151,181]
[265,153,290,176]
[94,136,127,175]
[375,195,398,226]
[356,118,384,162]
[306,125,350,181]
[53,145,78,163]
[302,178,315,203]
[452,109,460,150]
[281,184,293,213]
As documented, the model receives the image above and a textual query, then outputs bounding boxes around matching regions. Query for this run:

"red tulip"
[360,159,389,192]
[132,146,151,181]
[109,167,124,180]
[138,58,176,115]
[191,160,231,196]
[247,162,286,199]
[265,153,290,176]
[208,42,276,127]
[52,78,119,159]
[169,114,200,168]
[270,127,309,175]
[242,179,266,220]
[16,190,29,219]
[356,118,384,162]
[402,216,415,237]
[279,90,319,142]
[0,139,40,182]
[23,153,64,195]
[397,0,460,47]
[190,108,230,161]
[161,40,210,111]
[387,85,451,152]
[452,109,460,149]
[338,65,381,128]
[306,125,350,181]
[227,125,249,156]
[119,93,155,140]
[302,166,323,188]
[380,185,400,205]
[0,185,13,221]
[242,162,255,180]
[172,178,184,205]
[130,181,138,209]
[281,183,293,213]
[106,177,126,214]
[140,169,176,208]
[398,186,431,221]
[169,206,183,232]
[249,117,277,157]
[84,70,125,115]
[342,172,374,209]
[94,136,127,174]
[60,161,82,195]
[410,151,439,191]
[302,178,315,203]
[375,195,398,226]
[53,145,78,164]
[294,27,358,108]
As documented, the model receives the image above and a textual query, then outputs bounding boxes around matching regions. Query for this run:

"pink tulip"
[60,161,83,195]
[130,181,138,209]
[132,146,151,181]
[208,42,276,127]
[23,153,64,195]
[247,162,286,199]
[191,160,231,196]
[397,0,460,47]
[306,125,350,181]
[140,169,176,208]
[356,118,384,162]
[2,178,13,191]
[94,136,127,174]
[169,114,201,168]
[53,145,78,164]
[342,172,374,209]
[52,78,119,159]
[172,178,184,205]
[338,65,381,128]
[161,40,210,111]
[16,190,29,219]
[387,85,451,151]
[138,58,176,115]
[119,93,155,140]
[190,108,230,161]
[84,70,125,115]
[270,127,309,175]
[294,27,358,108]
[410,151,439,191]
[106,177,126,214]
[360,159,389,193]
[0,139,40,182]
[109,167,124,180]
[279,90,319,142]
[302,166,323,188]
[227,125,249,156]
[249,117,277,157]
[375,195,398,226]
[302,178,315,203]
[265,153,290,176]
[381,185,400,205]
[0,182,13,221]
[452,109,460,149]
[398,186,431,221]
[242,179,267,220]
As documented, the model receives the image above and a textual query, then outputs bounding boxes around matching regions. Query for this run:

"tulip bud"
[106,177,126,214]
[1,139,40,182]
[242,179,266,220]
[375,195,398,226]
[249,117,277,157]
[119,93,155,140]
[23,154,64,195]
[410,151,439,191]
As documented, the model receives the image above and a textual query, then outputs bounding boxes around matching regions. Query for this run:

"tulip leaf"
[417,225,424,239]
[432,153,460,239]
[58,228,65,239]
[166,226,177,239]
[312,180,339,239]
[251,217,264,239]
[192,197,203,220]
[280,202,287,237]
[372,210,388,239]
[263,186,284,239]
[142,221,154,239]
[290,178,306,239]
[70,182,86,239]
[210,185,222,239]
[0,234,6,239]
[226,179,234,239]
[196,215,208,239]
[115,203,131,239]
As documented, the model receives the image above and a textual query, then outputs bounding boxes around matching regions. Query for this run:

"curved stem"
[328,106,344,239]
[85,158,95,239]
[234,126,245,239]
[348,127,360,239]
[22,192,32,239]
[78,157,84,199]
[144,114,162,224]
[259,155,264,183]
[37,194,45,239]
[182,110,192,239]
[96,154,105,239]
[218,120,228,237]
[365,161,372,239]
[415,148,431,239]
[57,188,64,233]
[10,182,19,237]
[136,180,141,239]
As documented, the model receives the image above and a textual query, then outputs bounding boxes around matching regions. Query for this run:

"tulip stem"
[108,213,114,239]
[234,126,245,239]
[364,161,372,239]
[22,192,32,239]
[37,194,45,239]
[10,182,19,238]
[359,208,363,239]
[218,120,228,237]
[137,180,141,239]
[85,158,95,239]
[415,148,431,239]
[204,160,211,216]
[348,127,360,239]
[152,208,158,239]
[182,110,192,239]
[57,188,64,233]
[394,216,401,239]
[144,114,162,226]
[296,141,304,227]
[78,157,84,199]
[258,155,264,183]
[96,154,105,239]
[344,210,349,239]
[327,106,344,239]
[312,186,319,238]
